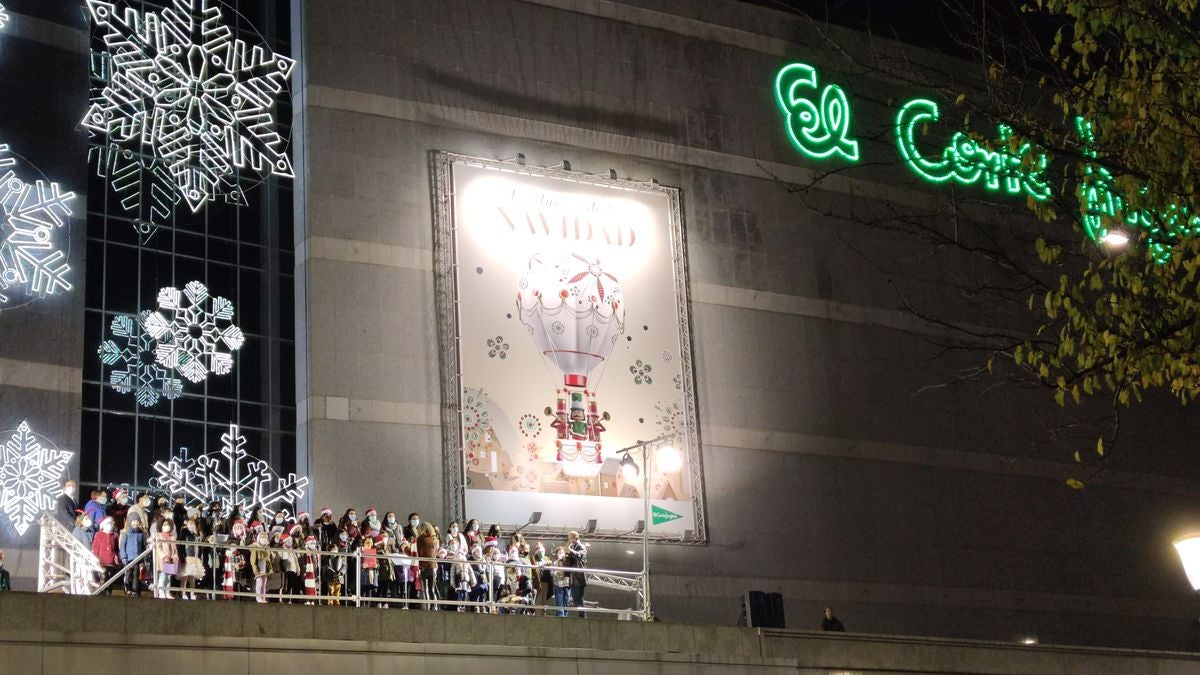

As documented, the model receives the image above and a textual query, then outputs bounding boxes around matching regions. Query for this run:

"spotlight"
[1100,230,1129,247]
[656,444,682,473]
[585,519,597,534]
[619,452,640,481]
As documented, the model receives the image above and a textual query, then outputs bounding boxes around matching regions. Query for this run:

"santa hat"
[482,539,497,551]
[100,516,114,527]
[297,511,310,521]
[320,507,332,517]
[114,488,128,500]
[365,508,377,518]
[290,523,303,536]
[279,532,292,543]
[374,534,385,545]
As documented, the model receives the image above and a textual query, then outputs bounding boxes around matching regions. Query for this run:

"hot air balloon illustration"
[518,252,624,478]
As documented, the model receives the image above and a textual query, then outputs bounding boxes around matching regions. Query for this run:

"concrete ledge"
[4,593,1200,674]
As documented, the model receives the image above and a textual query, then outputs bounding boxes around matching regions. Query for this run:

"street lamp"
[1173,534,1200,591]
[616,433,676,621]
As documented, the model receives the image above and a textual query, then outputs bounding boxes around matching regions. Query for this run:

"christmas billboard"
[433,154,705,541]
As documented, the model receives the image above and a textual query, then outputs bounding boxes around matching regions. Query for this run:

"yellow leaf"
[1073,451,1081,463]
[1066,478,1085,490]
[1096,438,1104,456]
[955,93,966,105]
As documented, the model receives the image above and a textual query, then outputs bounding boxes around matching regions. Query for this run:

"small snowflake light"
[150,422,307,516]
[82,0,294,218]
[0,4,9,31]
[0,144,75,309]
[0,421,73,536]
[145,280,245,383]
[98,311,184,407]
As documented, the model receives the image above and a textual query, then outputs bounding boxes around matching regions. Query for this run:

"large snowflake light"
[82,0,294,220]
[0,144,75,309]
[150,422,308,516]
[145,280,245,383]
[97,311,184,407]
[0,421,73,536]
[0,4,9,32]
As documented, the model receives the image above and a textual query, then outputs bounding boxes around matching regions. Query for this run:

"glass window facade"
[79,0,296,490]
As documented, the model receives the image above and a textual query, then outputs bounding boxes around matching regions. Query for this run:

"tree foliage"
[996,1,1200,464]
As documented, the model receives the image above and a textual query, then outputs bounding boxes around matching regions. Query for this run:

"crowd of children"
[58,482,592,615]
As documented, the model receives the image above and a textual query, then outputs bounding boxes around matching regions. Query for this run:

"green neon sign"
[1076,116,1200,262]
[774,62,860,162]
[771,62,1196,262]
[895,98,1051,201]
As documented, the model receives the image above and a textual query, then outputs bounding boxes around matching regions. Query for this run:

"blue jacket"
[83,500,107,529]
[119,528,146,562]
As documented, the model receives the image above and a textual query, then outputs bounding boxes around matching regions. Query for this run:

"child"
[92,516,122,594]
[250,532,274,603]
[322,538,345,605]
[302,536,320,604]
[153,520,177,599]
[360,534,378,601]
[119,512,147,596]
[276,532,299,602]
[552,546,570,617]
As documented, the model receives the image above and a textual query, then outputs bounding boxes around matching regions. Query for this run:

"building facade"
[1,0,1199,651]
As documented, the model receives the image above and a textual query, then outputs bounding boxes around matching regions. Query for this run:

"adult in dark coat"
[56,480,78,526]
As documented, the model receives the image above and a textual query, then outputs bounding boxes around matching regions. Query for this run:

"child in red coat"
[92,516,122,594]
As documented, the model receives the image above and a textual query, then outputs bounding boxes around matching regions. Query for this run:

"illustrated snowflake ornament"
[0,145,75,309]
[630,359,653,385]
[150,422,308,517]
[145,281,245,383]
[486,335,509,359]
[654,400,686,439]
[82,0,294,221]
[518,413,542,437]
[461,388,493,445]
[0,421,73,536]
[97,311,184,407]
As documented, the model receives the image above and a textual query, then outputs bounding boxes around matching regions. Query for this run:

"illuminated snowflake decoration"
[0,4,9,31]
[0,421,73,537]
[150,422,307,517]
[0,145,75,309]
[145,280,245,383]
[97,311,184,407]
[82,0,294,222]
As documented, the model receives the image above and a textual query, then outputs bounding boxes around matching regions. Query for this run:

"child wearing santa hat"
[250,532,274,603]
[92,516,122,594]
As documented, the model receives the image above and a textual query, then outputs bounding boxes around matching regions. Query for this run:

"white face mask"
[64,486,76,497]
[348,514,357,522]
[387,516,396,525]
[450,527,459,535]
[81,520,92,529]
[471,523,479,532]
[410,519,420,528]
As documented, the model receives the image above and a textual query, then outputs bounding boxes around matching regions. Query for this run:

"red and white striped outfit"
[304,554,317,599]
[223,548,236,599]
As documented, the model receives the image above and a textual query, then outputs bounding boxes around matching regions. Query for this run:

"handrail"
[92,545,152,595]
[37,512,104,595]
[129,535,646,618]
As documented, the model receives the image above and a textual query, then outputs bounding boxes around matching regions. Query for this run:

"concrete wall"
[291,0,1200,650]
[0,3,90,579]
[2,593,1200,675]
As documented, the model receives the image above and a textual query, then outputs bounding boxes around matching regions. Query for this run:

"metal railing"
[37,513,104,595]
[109,536,648,618]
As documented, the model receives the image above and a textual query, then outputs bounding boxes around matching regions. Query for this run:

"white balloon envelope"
[517,252,625,388]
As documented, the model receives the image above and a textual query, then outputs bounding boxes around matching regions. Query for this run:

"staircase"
[36,512,103,595]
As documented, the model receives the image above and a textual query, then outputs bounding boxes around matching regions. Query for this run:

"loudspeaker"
[766,591,786,629]
[742,590,786,628]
